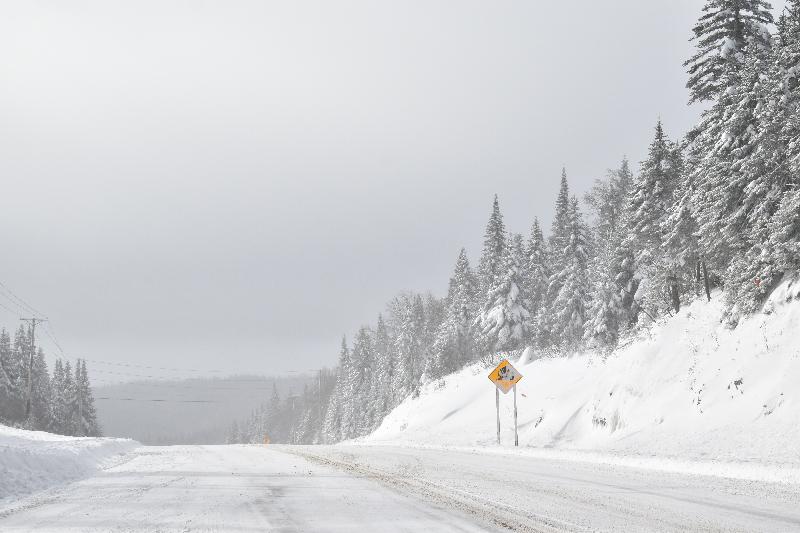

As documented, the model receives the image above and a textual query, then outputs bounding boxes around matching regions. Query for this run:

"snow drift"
[366,279,800,481]
[0,425,138,503]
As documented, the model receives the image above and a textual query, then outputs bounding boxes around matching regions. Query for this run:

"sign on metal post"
[488,359,523,446]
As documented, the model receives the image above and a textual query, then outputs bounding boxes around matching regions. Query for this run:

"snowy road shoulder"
[0,424,138,506]
[351,441,800,485]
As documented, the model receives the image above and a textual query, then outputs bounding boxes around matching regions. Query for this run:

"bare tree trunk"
[667,274,680,313]
[695,260,702,297]
[702,260,711,301]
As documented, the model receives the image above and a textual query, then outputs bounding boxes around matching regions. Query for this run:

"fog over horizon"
[1,1,751,378]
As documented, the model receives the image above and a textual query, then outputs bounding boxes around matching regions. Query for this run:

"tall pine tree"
[549,197,591,352]
[479,236,531,353]
[684,0,773,103]
[525,218,549,347]
[478,195,508,297]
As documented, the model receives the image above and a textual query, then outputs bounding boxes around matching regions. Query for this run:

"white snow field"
[0,425,137,504]
[366,280,800,483]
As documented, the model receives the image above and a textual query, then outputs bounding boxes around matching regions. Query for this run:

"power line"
[0,280,44,318]
[42,322,67,358]
[90,378,280,391]
[82,357,322,376]
[0,299,20,316]
[94,397,219,404]
[88,368,277,382]
[0,279,326,387]
[81,357,226,374]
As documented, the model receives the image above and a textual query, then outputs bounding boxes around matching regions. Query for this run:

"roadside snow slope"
[0,425,138,503]
[367,279,800,480]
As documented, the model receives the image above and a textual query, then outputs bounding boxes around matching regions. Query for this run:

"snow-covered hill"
[366,279,800,480]
[0,425,138,503]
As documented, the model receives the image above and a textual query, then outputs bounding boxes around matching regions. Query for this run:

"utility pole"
[21,317,46,420]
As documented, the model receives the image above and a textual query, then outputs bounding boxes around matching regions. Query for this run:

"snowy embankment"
[365,279,800,483]
[0,425,138,503]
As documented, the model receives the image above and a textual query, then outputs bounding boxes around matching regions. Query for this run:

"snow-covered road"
[2,444,800,532]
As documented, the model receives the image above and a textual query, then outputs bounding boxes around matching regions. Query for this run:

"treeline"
[0,325,100,436]
[229,0,800,445]
[227,369,336,444]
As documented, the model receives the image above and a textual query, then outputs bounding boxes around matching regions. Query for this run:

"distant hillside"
[94,374,315,444]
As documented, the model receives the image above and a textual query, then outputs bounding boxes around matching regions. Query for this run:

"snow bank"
[0,425,138,503]
[366,279,800,482]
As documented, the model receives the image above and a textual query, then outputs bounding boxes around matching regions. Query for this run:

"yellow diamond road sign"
[488,359,522,394]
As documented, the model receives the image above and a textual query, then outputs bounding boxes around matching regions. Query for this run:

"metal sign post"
[495,387,500,444]
[488,359,523,447]
[513,384,518,446]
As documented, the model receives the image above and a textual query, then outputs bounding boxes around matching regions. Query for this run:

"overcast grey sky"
[1,1,778,379]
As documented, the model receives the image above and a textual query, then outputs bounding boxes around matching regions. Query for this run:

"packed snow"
[0,424,138,504]
[0,445,492,532]
[2,443,798,532]
[365,280,800,483]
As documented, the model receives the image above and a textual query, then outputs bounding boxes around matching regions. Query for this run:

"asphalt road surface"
[1,444,799,532]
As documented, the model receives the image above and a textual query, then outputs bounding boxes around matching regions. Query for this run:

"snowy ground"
[0,445,491,532]
[367,280,800,477]
[1,444,799,532]
[0,425,137,504]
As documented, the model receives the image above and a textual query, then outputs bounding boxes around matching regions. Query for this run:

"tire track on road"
[284,448,588,533]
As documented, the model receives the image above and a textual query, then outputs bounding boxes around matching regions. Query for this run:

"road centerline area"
[3,444,800,532]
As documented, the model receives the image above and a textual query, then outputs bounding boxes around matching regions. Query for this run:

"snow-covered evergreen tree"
[388,293,427,400]
[584,242,622,350]
[30,348,52,430]
[722,5,800,308]
[541,169,572,347]
[478,238,531,354]
[371,314,394,423]
[348,326,375,436]
[765,187,800,275]
[684,0,773,103]
[478,195,508,297]
[10,326,29,420]
[549,197,591,352]
[0,328,24,422]
[322,337,348,442]
[685,1,776,312]
[663,156,703,304]
[226,420,241,444]
[75,359,100,437]
[548,168,572,274]
[525,219,549,346]
[421,293,444,370]
[585,158,634,246]
[629,121,684,313]
[0,338,10,409]
[62,361,79,436]
[427,249,478,379]
[584,158,635,349]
